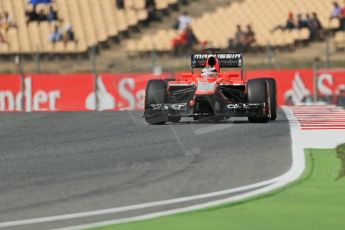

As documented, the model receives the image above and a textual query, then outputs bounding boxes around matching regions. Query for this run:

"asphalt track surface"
[0,110,291,229]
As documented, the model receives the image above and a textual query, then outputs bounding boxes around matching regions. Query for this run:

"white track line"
[0,107,308,230]
[59,106,345,230]
[51,107,306,230]
[0,180,276,228]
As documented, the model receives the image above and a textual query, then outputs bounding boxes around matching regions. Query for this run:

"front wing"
[144,102,267,118]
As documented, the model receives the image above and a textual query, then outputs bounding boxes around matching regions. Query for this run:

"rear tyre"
[247,79,269,123]
[261,78,277,120]
[145,80,168,125]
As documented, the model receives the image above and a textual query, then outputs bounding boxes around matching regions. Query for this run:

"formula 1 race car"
[144,49,277,124]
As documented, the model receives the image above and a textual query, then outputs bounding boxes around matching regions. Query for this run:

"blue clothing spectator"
[145,0,159,24]
[297,14,310,29]
[50,25,63,43]
[38,9,47,21]
[47,6,58,22]
[186,28,198,46]
[272,12,296,31]
[309,12,323,41]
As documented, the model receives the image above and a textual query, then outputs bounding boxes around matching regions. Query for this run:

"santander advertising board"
[0,70,344,112]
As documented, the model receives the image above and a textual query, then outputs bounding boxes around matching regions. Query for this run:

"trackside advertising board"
[0,70,344,111]
[246,69,345,106]
[0,75,22,111]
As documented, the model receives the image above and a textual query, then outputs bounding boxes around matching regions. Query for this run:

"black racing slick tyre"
[145,80,168,125]
[261,78,277,120]
[247,79,269,123]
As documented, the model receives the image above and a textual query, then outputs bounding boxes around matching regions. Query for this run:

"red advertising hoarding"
[0,74,22,111]
[96,73,170,111]
[247,69,345,106]
[0,69,344,112]
[28,74,94,111]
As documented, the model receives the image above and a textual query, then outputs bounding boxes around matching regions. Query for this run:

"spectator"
[330,1,342,19]
[189,28,207,50]
[297,13,310,29]
[330,2,344,31]
[0,11,17,31]
[243,24,256,51]
[285,12,296,29]
[47,6,58,22]
[63,24,75,44]
[340,0,345,30]
[38,9,47,21]
[26,4,58,23]
[228,25,245,51]
[185,27,199,48]
[308,12,323,41]
[50,24,63,43]
[115,0,124,9]
[272,12,296,31]
[177,11,192,31]
[171,26,205,55]
[171,28,189,55]
[145,0,159,24]
[26,5,39,23]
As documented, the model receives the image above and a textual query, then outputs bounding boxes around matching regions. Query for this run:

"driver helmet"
[201,66,218,78]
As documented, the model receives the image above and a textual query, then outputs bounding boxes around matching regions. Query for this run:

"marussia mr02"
[144,49,277,124]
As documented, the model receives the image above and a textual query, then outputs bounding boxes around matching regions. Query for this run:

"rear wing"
[191,52,243,68]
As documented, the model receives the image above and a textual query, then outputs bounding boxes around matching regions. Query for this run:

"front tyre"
[247,79,269,123]
[145,80,168,125]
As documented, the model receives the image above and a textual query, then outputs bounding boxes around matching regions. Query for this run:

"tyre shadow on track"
[164,119,288,125]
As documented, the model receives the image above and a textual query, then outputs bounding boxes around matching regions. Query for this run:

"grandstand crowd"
[170,0,345,54]
[1,0,345,56]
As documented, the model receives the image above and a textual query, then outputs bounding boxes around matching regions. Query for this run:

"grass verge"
[92,144,345,230]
